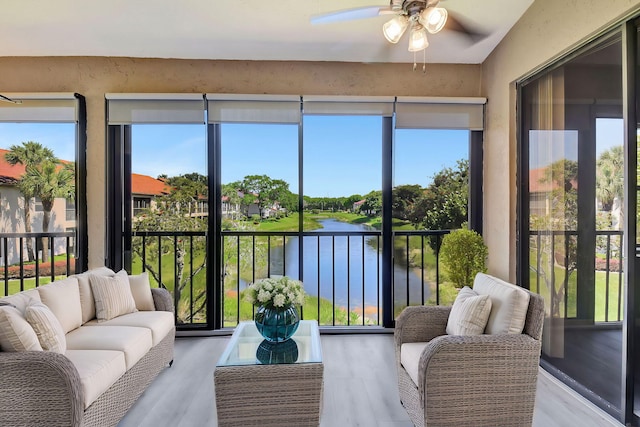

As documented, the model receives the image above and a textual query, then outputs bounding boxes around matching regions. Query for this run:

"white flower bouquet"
[245,276,306,309]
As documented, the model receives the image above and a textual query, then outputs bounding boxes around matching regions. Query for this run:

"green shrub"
[440,228,488,288]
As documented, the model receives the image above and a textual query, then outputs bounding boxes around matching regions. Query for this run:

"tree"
[392,184,423,220]
[239,175,295,217]
[440,228,488,288]
[531,158,578,318]
[4,141,58,262]
[360,190,382,216]
[132,183,207,324]
[405,160,469,248]
[596,145,623,226]
[21,160,75,262]
[164,173,208,216]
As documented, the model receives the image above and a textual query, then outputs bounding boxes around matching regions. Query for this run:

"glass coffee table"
[214,320,323,426]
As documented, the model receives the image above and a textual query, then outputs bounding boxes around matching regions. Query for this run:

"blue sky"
[137,117,470,198]
[0,120,470,198]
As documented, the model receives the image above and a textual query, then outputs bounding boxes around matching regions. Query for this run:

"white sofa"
[0,267,175,427]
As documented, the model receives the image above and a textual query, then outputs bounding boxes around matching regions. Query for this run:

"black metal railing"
[220,229,450,328]
[0,232,76,297]
[130,230,208,327]
[529,229,623,323]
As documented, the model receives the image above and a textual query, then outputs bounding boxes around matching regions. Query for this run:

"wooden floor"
[118,334,623,427]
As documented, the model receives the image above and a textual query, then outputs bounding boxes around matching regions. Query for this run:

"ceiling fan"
[311,0,486,69]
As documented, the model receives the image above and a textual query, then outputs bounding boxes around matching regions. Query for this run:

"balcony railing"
[529,229,623,323]
[0,232,76,297]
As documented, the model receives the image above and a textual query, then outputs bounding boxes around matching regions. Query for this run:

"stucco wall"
[0,58,481,268]
[481,0,640,282]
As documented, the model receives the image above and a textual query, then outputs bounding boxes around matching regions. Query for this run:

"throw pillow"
[128,272,156,311]
[37,276,82,334]
[90,269,138,322]
[446,286,492,336]
[0,305,43,352]
[25,301,66,353]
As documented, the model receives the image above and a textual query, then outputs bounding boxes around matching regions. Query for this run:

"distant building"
[0,148,75,266]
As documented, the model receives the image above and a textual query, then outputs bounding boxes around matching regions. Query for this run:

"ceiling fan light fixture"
[420,7,448,34]
[408,23,429,52]
[382,15,409,44]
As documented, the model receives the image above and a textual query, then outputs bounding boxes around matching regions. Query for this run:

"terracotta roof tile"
[131,173,171,196]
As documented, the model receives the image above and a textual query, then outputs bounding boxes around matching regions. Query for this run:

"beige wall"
[0,58,481,268]
[481,0,640,282]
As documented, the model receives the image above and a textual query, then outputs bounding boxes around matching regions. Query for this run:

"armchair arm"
[151,287,174,313]
[417,334,542,424]
[0,351,84,427]
[394,305,451,348]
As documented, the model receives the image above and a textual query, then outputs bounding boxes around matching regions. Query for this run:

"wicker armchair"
[394,282,544,427]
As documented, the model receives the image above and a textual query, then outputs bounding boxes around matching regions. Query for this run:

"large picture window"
[0,93,86,293]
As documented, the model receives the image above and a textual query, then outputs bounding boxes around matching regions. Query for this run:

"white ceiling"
[0,0,534,64]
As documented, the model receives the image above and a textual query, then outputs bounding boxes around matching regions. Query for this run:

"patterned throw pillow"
[90,270,138,322]
[446,286,492,336]
[0,305,43,352]
[25,301,66,353]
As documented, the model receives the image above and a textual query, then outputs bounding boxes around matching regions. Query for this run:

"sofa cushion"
[73,267,116,324]
[0,305,43,352]
[400,342,429,387]
[66,325,152,369]
[129,272,156,311]
[0,289,41,315]
[473,272,530,334]
[446,286,492,336]
[90,270,138,322]
[37,276,82,334]
[65,349,127,409]
[85,311,174,346]
[25,301,66,353]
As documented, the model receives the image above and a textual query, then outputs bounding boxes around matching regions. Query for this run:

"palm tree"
[21,160,75,263]
[4,142,56,261]
[596,145,624,217]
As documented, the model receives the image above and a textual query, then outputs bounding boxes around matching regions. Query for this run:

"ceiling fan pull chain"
[422,48,426,74]
[413,51,417,71]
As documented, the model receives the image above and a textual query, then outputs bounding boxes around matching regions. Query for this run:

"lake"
[269,218,431,313]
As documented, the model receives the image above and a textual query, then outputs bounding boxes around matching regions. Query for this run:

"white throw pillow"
[73,266,116,324]
[25,301,66,353]
[0,305,43,352]
[37,276,82,333]
[128,272,156,311]
[90,270,138,322]
[446,286,492,336]
[473,273,530,334]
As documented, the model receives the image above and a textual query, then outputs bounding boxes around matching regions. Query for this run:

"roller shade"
[303,96,394,116]
[0,93,78,122]
[395,97,486,130]
[207,94,300,124]
[106,94,205,124]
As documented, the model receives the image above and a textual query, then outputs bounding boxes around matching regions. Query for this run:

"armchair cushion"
[400,342,429,386]
[473,273,530,334]
[445,286,492,336]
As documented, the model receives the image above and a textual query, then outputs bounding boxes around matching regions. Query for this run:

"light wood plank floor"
[118,334,622,427]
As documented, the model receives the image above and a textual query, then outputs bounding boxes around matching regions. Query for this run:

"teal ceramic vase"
[254,305,300,343]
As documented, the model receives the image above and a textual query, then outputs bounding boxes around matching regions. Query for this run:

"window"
[133,197,151,216]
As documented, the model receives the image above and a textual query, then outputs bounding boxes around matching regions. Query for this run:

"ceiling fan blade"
[311,6,393,25]
[444,11,490,44]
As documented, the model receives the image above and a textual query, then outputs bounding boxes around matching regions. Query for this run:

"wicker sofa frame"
[0,287,175,427]
[395,286,545,427]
